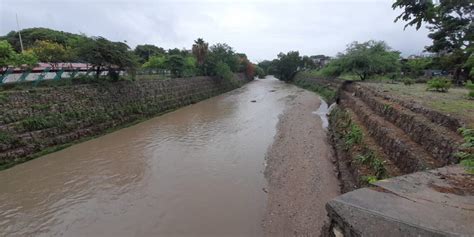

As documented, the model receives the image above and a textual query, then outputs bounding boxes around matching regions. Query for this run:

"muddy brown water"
[0,77,312,236]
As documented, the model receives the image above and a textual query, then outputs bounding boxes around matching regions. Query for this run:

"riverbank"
[263,89,340,236]
[0,73,251,170]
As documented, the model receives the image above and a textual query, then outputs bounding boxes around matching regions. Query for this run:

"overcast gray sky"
[0,0,431,62]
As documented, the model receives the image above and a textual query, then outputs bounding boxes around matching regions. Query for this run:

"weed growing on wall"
[455,128,474,173]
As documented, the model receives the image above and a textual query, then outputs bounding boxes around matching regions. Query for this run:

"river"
[0,77,315,236]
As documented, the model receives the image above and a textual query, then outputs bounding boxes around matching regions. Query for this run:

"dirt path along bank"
[263,90,340,236]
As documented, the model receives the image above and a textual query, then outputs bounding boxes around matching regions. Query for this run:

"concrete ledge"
[326,165,474,237]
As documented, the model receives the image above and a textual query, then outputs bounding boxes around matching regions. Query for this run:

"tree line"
[0,27,257,81]
[259,0,472,83]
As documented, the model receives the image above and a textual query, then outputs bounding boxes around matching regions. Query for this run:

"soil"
[263,91,340,236]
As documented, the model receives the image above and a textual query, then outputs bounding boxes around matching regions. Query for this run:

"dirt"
[263,91,340,236]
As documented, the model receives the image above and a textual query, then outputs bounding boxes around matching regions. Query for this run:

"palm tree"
[192,38,208,66]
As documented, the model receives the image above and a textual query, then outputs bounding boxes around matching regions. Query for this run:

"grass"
[344,123,363,148]
[0,131,16,144]
[292,72,337,102]
[455,128,474,174]
[367,82,474,127]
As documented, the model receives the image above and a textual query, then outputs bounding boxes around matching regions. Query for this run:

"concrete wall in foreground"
[0,74,251,167]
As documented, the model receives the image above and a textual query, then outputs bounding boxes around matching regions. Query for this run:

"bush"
[466,81,474,100]
[344,122,363,148]
[255,66,265,79]
[215,62,233,81]
[455,128,474,173]
[426,77,451,92]
[402,77,415,85]
[469,91,474,100]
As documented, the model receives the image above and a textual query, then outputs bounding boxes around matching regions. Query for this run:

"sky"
[0,0,432,62]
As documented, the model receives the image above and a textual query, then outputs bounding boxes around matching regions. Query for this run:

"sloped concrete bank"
[291,76,472,236]
[0,74,251,169]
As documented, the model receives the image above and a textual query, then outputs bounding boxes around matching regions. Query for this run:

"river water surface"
[0,77,307,236]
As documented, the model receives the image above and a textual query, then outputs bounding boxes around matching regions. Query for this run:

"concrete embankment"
[0,74,251,169]
[291,75,473,236]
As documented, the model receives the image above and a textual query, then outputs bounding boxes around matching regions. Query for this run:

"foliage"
[76,37,138,79]
[426,77,452,92]
[0,27,87,52]
[361,175,379,184]
[356,150,387,179]
[166,55,185,78]
[0,40,17,69]
[215,61,233,81]
[402,77,415,85]
[344,122,363,148]
[0,130,16,144]
[192,38,209,66]
[274,51,302,81]
[142,55,167,70]
[133,44,165,63]
[19,115,65,131]
[402,57,432,77]
[330,41,401,80]
[393,0,473,80]
[245,61,256,79]
[292,75,336,102]
[455,128,474,173]
[255,65,265,78]
[0,40,38,71]
[204,43,239,76]
[183,56,198,77]
[257,60,273,75]
[30,40,68,68]
[318,60,344,78]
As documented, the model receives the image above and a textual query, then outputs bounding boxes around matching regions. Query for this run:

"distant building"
[310,55,331,68]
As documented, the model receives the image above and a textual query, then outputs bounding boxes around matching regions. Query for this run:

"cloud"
[0,0,431,61]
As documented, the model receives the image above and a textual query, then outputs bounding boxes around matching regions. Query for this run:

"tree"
[393,0,473,81]
[183,56,197,77]
[275,51,302,81]
[215,61,233,80]
[30,40,68,69]
[134,44,165,63]
[0,27,87,52]
[302,56,316,70]
[0,40,37,74]
[402,57,432,77]
[77,37,137,79]
[257,60,273,74]
[166,54,185,78]
[333,41,401,80]
[142,55,167,70]
[0,40,17,71]
[192,38,208,66]
[255,65,266,78]
[204,43,239,75]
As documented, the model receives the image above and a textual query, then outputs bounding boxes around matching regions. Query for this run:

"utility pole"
[16,14,24,53]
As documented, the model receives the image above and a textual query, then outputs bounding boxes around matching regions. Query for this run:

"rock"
[251,100,257,103]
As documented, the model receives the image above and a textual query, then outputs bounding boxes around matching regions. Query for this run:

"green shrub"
[455,128,474,173]
[402,77,415,85]
[0,93,8,102]
[426,77,452,92]
[356,150,387,179]
[215,62,233,81]
[19,115,65,131]
[344,123,363,148]
[466,81,474,99]
[0,131,15,144]
[361,175,378,184]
